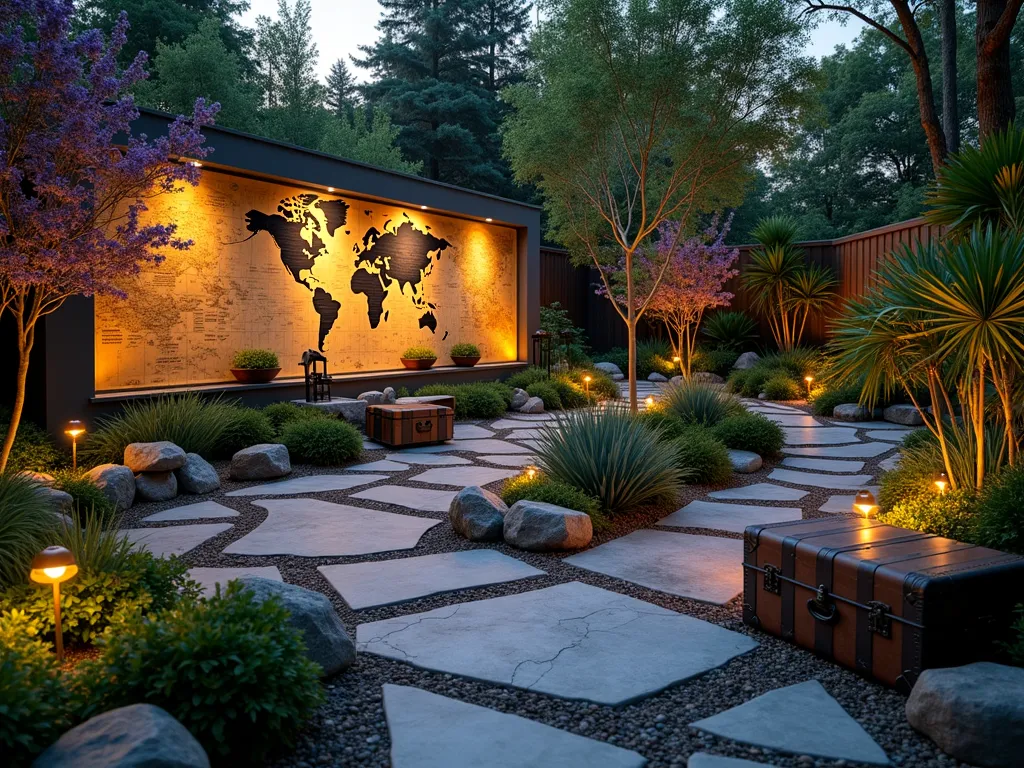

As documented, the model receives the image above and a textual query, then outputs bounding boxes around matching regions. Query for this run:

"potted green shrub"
[449,342,481,367]
[230,348,281,383]
[400,345,437,370]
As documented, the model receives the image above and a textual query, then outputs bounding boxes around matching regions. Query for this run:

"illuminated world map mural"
[94,172,517,391]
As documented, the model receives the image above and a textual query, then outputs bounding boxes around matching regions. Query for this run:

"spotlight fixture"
[853,489,878,518]
[327,186,335,192]
[804,375,814,396]
[525,465,538,480]
[64,420,85,471]
[30,547,78,661]
[934,471,949,495]
[420,205,428,210]
[583,375,592,396]
[485,217,493,222]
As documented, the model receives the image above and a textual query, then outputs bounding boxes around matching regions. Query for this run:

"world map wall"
[94,171,518,391]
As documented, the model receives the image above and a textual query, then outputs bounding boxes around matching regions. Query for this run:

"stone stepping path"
[837,420,904,430]
[226,474,386,497]
[769,468,873,490]
[564,530,744,605]
[350,485,458,513]
[867,429,915,442]
[358,581,757,705]
[879,453,901,472]
[383,685,646,768]
[142,500,239,522]
[515,439,544,451]
[319,550,544,610]
[658,501,802,534]
[781,457,866,473]
[347,460,410,472]
[783,442,894,458]
[401,439,532,455]
[782,427,859,445]
[409,466,519,488]
[690,680,889,765]
[708,483,808,502]
[454,424,494,439]
[364,439,385,450]
[476,454,538,467]
[757,413,822,428]
[491,418,555,429]
[501,412,557,422]
[688,755,767,768]
[188,566,282,597]
[223,499,439,557]
[506,428,552,440]
[385,453,472,466]
[121,523,233,558]
[820,489,879,513]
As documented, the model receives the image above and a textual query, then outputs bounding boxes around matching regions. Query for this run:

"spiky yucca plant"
[701,310,758,350]
[0,472,60,588]
[661,378,743,426]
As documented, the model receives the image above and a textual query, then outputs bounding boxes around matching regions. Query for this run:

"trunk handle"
[807,584,839,624]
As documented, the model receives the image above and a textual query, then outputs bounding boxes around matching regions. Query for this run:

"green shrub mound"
[878,489,977,541]
[261,401,332,433]
[215,406,276,457]
[570,368,619,400]
[551,376,592,409]
[0,409,61,473]
[762,373,803,401]
[675,426,732,485]
[594,339,676,380]
[526,380,562,410]
[0,611,72,765]
[231,348,280,369]
[809,381,864,417]
[51,471,115,521]
[401,345,436,360]
[500,475,606,528]
[450,342,480,357]
[702,311,758,350]
[974,466,1024,555]
[280,418,362,465]
[712,413,784,457]
[534,407,686,513]
[504,366,550,391]
[727,348,820,399]
[691,348,740,377]
[0,473,60,589]
[78,582,324,761]
[662,378,742,426]
[414,382,509,419]
[637,407,688,442]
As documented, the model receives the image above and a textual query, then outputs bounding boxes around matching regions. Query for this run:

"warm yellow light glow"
[420,205,428,210]
[327,186,335,192]
[65,428,84,438]
[43,566,67,580]
[191,161,202,168]
[673,356,681,363]
[645,395,655,407]
[525,465,538,480]
[805,376,814,383]
[485,217,493,222]
[584,375,592,382]
[852,489,878,518]
[934,471,949,494]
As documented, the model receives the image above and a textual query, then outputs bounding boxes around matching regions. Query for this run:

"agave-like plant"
[661,378,743,426]
[534,406,688,513]
[701,310,758,350]
[787,264,837,343]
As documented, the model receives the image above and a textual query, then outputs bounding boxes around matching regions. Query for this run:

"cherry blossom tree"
[0,0,216,472]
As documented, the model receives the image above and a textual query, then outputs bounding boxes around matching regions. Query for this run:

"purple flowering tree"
[0,0,216,472]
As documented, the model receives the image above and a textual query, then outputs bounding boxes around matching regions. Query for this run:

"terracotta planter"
[400,357,437,370]
[451,355,481,367]
[229,367,281,384]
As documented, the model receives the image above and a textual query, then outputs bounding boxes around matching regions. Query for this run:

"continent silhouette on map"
[244,208,323,289]
[418,311,437,333]
[312,287,341,350]
[317,199,350,237]
[350,268,389,329]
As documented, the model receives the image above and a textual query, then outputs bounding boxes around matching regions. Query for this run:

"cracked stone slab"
[781,457,866,473]
[385,453,472,466]
[867,429,916,442]
[384,684,645,768]
[120,523,233,558]
[222,498,439,556]
[658,500,803,534]
[350,485,458,512]
[757,413,823,428]
[782,427,859,445]
[783,442,894,458]
[346,460,410,472]
[476,454,538,467]
[319,550,545,610]
[708,483,809,502]
[188,566,282,597]
[769,468,873,489]
[409,466,519,488]
[141,500,239,522]
[819,488,879,513]
[691,680,889,765]
[226,474,386,496]
[454,424,495,439]
[564,530,744,605]
[358,581,757,705]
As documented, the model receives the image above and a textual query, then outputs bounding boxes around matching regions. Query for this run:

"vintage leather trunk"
[365,403,454,447]
[743,517,1024,690]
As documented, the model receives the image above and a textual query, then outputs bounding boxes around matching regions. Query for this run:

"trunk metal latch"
[762,564,782,595]
[867,600,892,638]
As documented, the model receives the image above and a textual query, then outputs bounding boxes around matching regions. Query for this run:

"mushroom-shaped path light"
[30,546,78,661]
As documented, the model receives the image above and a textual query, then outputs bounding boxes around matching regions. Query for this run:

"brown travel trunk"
[743,517,1024,690]
[365,403,454,447]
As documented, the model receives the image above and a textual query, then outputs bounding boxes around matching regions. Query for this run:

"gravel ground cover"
[112,393,962,768]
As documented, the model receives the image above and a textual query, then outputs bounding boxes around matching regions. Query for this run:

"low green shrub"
[593,347,629,375]
[712,413,785,457]
[974,465,1024,555]
[0,473,60,589]
[878,489,976,541]
[534,407,686,513]
[56,511,135,573]
[0,411,61,473]
[675,426,732,485]
[78,582,324,761]
[637,407,688,442]
[215,406,276,456]
[691,348,740,377]
[230,348,280,369]
[401,345,436,360]
[504,366,550,391]
[727,365,793,398]
[662,378,742,427]
[261,402,332,434]
[809,381,864,417]
[701,311,758,350]
[500,474,606,529]
[551,376,591,409]
[280,418,362,465]
[413,382,509,419]
[758,347,821,379]
[449,342,480,357]
[51,471,115,521]
[594,339,676,380]
[762,373,803,401]
[0,611,71,765]
[526,381,562,410]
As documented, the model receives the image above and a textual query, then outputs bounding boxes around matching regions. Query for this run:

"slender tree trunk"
[939,0,959,154]
[976,0,1020,139]
[975,360,987,489]
[626,253,637,412]
[0,317,33,474]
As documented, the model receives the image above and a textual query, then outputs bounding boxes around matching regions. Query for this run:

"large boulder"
[509,388,530,410]
[692,371,725,385]
[38,487,74,514]
[124,441,187,473]
[33,703,209,768]
[833,403,871,422]
[358,390,387,405]
[449,486,507,542]
[84,463,136,513]
[594,361,623,378]
[134,471,178,503]
[239,577,355,677]
[727,449,762,474]
[18,470,55,486]
[884,403,925,426]
[503,500,593,551]
[648,372,668,382]
[518,396,544,414]
[230,443,291,481]
[906,662,1024,767]
[176,453,220,494]
[733,351,761,370]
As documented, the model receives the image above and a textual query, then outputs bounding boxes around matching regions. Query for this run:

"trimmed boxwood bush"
[504,366,549,391]
[231,348,279,369]
[551,376,591,409]
[280,418,362,465]
[974,465,1024,555]
[262,401,331,434]
[78,582,324,761]
[762,373,803,401]
[413,382,509,419]
[526,380,562,410]
[500,474,606,528]
[675,426,732,485]
[401,345,436,360]
[878,489,976,541]
[450,342,480,357]
[712,413,784,457]
[215,406,276,457]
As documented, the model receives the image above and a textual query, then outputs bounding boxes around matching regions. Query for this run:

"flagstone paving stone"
[357,581,757,705]
[564,530,744,605]
[142,500,239,522]
[453,424,495,439]
[408,439,533,455]
[475,454,538,467]
[758,413,823,428]
[769,468,874,489]
[657,500,803,534]
[782,427,860,445]
[840,420,906,430]
[383,684,646,768]
[408,466,519,488]
[346,460,410,472]
[867,429,916,442]
[506,429,552,440]
[121,523,233,558]
[687,754,768,768]
[781,457,866,473]
[879,453,902,472]
[226,474,386,496]
[385,453,472,466]
[350,485,459,513]
[690,680,889,765]
[708,483,809,502]
[188,566,283,597]
[319,550,545,610]
[363,439,385,450]
[222,499,439,556]
[491,418,548,429]
[819,489,879,513]
[783,442,895,458]
[502,412,557,422]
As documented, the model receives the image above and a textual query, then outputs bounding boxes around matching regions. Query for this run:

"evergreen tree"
[477,0,532,92]
[321,107,424,174]
[326,59,359,117]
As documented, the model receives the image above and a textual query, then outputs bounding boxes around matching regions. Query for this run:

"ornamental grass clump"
[214,406,276,456]
[533,407,687,513]
[0,472,59,589]
[661,378,742,427]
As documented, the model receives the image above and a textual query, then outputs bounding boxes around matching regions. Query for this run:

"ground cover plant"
[414,382,509,419]
[500,474,606,528]
[711,412,785,457]
[50,470,115,521]
[0,409,61,473]
[674,426,732,484]
[280,418,362,465]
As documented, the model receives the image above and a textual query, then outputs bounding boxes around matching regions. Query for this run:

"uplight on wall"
[420,205,428,210]
[485,217,493,222]
[327,186,335,192]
